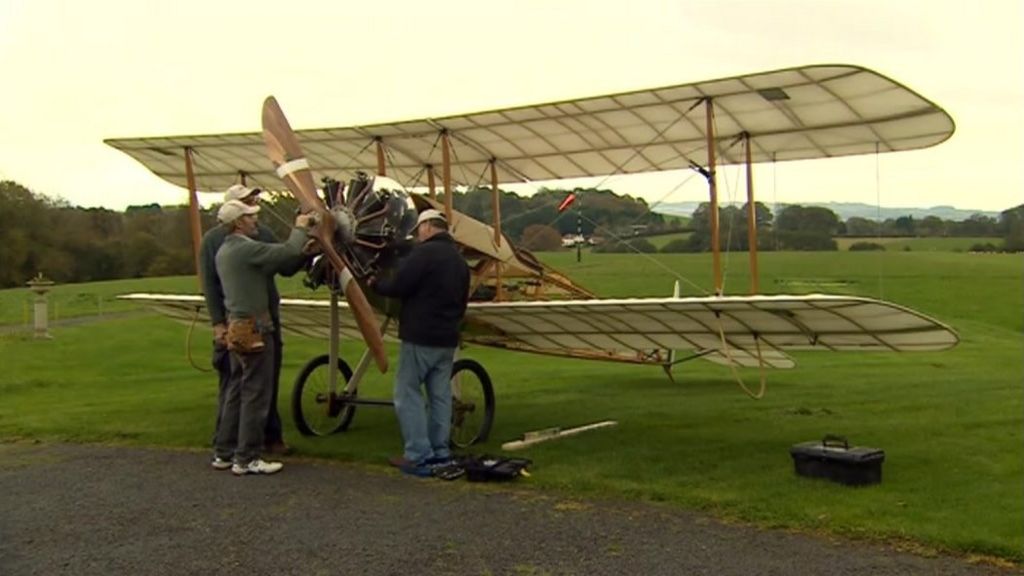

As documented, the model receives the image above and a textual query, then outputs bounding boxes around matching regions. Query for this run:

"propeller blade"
[261,96,388,373]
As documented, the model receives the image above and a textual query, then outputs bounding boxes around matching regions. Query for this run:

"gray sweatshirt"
[215,228,309,324]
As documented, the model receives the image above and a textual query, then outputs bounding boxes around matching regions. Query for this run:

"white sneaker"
[211,457,232,471]
[231,459,283,476]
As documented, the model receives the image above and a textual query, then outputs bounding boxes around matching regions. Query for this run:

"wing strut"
[705,99,722,295]
[184,146,202,289]
[744,132,760,294]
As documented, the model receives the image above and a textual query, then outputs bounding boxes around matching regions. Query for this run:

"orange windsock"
[557,193,576,212]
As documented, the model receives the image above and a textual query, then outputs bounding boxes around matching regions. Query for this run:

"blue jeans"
[393,341,455,464]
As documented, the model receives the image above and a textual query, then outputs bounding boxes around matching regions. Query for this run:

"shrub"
[594,238,658,253]
[520,224,563,251]
[848,241,886,251]
[969,242,1000,253]
[776,231,838,251]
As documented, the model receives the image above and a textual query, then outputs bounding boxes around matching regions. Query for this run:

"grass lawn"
[643,231,692,249]
[0,250,1021,561]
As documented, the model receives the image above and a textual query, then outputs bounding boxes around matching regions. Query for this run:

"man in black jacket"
[370,209,470,477]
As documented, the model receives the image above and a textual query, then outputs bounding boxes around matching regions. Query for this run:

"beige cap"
[416,208,447,227]
[224,184,262,202]
[217,199,260,223]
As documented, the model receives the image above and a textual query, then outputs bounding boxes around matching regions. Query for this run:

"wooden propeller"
[261,96,388,373]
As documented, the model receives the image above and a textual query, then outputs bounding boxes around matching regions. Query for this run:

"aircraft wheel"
[292,354,357,437]
[449,359,495,448]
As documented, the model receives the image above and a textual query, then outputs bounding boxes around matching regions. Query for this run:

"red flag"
[557,193,576,212]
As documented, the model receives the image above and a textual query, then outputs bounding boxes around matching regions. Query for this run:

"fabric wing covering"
[119,294,958,370]
[104,64,953,194]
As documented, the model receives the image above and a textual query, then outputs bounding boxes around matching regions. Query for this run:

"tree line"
[594,201,1023,254]
[0,181,669,288]
[671,202,1024,252]
[1,178,1019,288]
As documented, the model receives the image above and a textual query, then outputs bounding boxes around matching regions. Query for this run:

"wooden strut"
[441,131,452,222]
[183,146,202,289]
[705,99,722,295]
[375,138,386,177]
[745,132,759,294]
[490,159,503,301]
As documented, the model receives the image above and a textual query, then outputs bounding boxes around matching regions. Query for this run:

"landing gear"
[450,359,495,448]
[291,354,356,436]
[289,353,496,447]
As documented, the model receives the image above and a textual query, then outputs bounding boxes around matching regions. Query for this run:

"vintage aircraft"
[108,64,959,447]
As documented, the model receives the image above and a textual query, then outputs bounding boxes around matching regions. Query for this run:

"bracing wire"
[327,139,376,183]
[713,117,747,296]
[576,211,710,295]
[874,141,885,299]
[399,132,444,191]
[446,137,477,192]
[589,98,705,192]
[772,153,780,251]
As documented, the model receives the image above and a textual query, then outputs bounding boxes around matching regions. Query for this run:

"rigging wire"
[589,98,704,192]
[713,119,748,296]
[576,210,709,295]
[399,133,444,191]
[325,138,376,184]
[874,141,885,299]
[772,153,779,252]
[446,136,477,192]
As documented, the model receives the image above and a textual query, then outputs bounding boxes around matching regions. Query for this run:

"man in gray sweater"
[200,185,304,458]
[212,199,313,475]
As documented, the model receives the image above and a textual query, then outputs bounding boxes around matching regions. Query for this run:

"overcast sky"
[1,0,1020,212]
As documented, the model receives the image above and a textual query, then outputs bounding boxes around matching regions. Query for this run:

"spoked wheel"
[449,359,495,448]
[292,354,356,436]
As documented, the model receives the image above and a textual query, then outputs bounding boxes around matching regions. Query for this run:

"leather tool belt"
[226,318,265,354]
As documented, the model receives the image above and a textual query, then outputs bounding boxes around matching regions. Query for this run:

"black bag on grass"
[458,455,531,482]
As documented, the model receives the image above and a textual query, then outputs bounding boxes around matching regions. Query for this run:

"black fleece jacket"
[372,232,469,348]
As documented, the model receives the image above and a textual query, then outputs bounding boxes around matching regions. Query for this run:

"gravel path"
[0,442,1015,576]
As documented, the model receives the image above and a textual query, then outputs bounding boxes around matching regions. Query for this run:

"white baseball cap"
[224,184,262,202]
[217,199,260,223]
[415,208,447,227]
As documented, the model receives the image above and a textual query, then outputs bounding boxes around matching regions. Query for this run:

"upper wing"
[105,64,953,193]
[462,294,959,368]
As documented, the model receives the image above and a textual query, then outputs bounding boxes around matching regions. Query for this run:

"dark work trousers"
[214,334,276,464]
[212,329,284,446]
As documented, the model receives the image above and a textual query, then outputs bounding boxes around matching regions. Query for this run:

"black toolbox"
[789,435,885,486]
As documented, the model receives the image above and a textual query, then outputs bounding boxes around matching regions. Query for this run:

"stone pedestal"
[26,273,54,339]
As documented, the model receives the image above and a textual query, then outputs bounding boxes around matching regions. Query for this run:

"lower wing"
[119,293,958,369]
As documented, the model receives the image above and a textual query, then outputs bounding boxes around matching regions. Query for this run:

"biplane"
[108,64,959,447]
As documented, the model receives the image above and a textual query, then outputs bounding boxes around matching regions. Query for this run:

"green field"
[1,250,1021,562]
[643,231,692,249]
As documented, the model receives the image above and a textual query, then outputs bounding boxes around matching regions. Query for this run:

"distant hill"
[652,201,1000,222]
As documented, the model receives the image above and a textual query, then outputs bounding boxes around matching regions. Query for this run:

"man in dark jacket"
[199,184,304,459]
[371,208,470,476]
